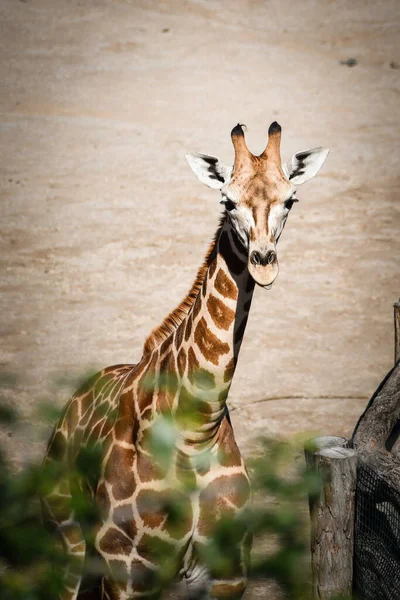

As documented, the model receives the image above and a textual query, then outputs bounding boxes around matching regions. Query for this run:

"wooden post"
[394,299,400,364]
[306,436,357,599]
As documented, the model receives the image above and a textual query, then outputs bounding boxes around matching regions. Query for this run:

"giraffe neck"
[190,217,254,378]
[171,217,255,449]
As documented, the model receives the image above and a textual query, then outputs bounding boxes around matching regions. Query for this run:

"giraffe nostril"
[250,250,276,267]
[250,251,262,266]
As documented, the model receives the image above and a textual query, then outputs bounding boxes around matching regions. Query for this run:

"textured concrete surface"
[2,0,399,455]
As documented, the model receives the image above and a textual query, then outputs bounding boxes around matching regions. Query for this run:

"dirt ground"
[0,0,399,595]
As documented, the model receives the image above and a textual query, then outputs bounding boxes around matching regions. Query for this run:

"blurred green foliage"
[0,371,336,599]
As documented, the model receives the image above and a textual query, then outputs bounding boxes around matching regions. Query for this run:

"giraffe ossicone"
[43,122,329,599]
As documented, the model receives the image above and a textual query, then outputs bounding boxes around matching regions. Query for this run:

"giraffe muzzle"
[250,250,277,267]
[248,249,279,287]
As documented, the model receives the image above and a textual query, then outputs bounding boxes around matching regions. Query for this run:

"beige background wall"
[0,0,399,462]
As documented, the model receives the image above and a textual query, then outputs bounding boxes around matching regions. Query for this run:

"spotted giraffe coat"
[42,121,329,599]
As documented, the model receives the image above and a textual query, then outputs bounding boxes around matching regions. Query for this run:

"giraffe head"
[186,123,329,287]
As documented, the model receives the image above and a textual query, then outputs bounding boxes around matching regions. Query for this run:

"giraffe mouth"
[248,254,279,289]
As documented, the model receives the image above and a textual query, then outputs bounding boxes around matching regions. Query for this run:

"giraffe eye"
[221,196,237,211]
[224,199,236,211]
[284,197,298,210]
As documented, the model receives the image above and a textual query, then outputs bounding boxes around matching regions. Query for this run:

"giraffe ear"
[284,147,329,185]
[185,153,232,190]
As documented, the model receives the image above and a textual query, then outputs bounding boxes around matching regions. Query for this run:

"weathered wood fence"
[306,299,400,599]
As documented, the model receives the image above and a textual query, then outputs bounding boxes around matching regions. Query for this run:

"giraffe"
[42,122,329,600]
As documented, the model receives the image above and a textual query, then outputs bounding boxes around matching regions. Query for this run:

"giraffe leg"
[185,528,251,600]
[42,439,87,600]
[42,485,87,599]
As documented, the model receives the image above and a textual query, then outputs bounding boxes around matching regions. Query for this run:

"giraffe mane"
[142,216,226,356]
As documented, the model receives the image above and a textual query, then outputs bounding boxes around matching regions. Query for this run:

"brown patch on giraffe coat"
[192,293,202,321]
[164,490,193,539]
[138,426,152,455]
[159,351,178,391]
[208,257,217,279]
[113,414,136,444]
[105,445,136,501]
[224,357,236,382]
[94,371,118,401]
[136,489,168,529]
[217,416,243,468]
[174,322,185,350]
[188,347,216,390]
[160,336,171,356]
[184,314,193,341]
[136,452,163,482]
[194,317,230,366]
[100,415,113,439]
[113,503,138,540]
[96,481,111,514]
[68,399,80,430]
[129,356,150,381]
[188,346,199,372]
[215,268,237,300]
[177,347,187,377]
[159,348,175,377]
[198,473,250,537]
[80,404,93,427]
[157,352,178,413]
[98,527,133,555]
[86,418,104,448]
[71,426,85,456]
[80,390,93,419]
[207,294,235,331]
[47,431,67,461]
[202,276,207,298]
[116,382,139,443]
[136,489,193,540]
